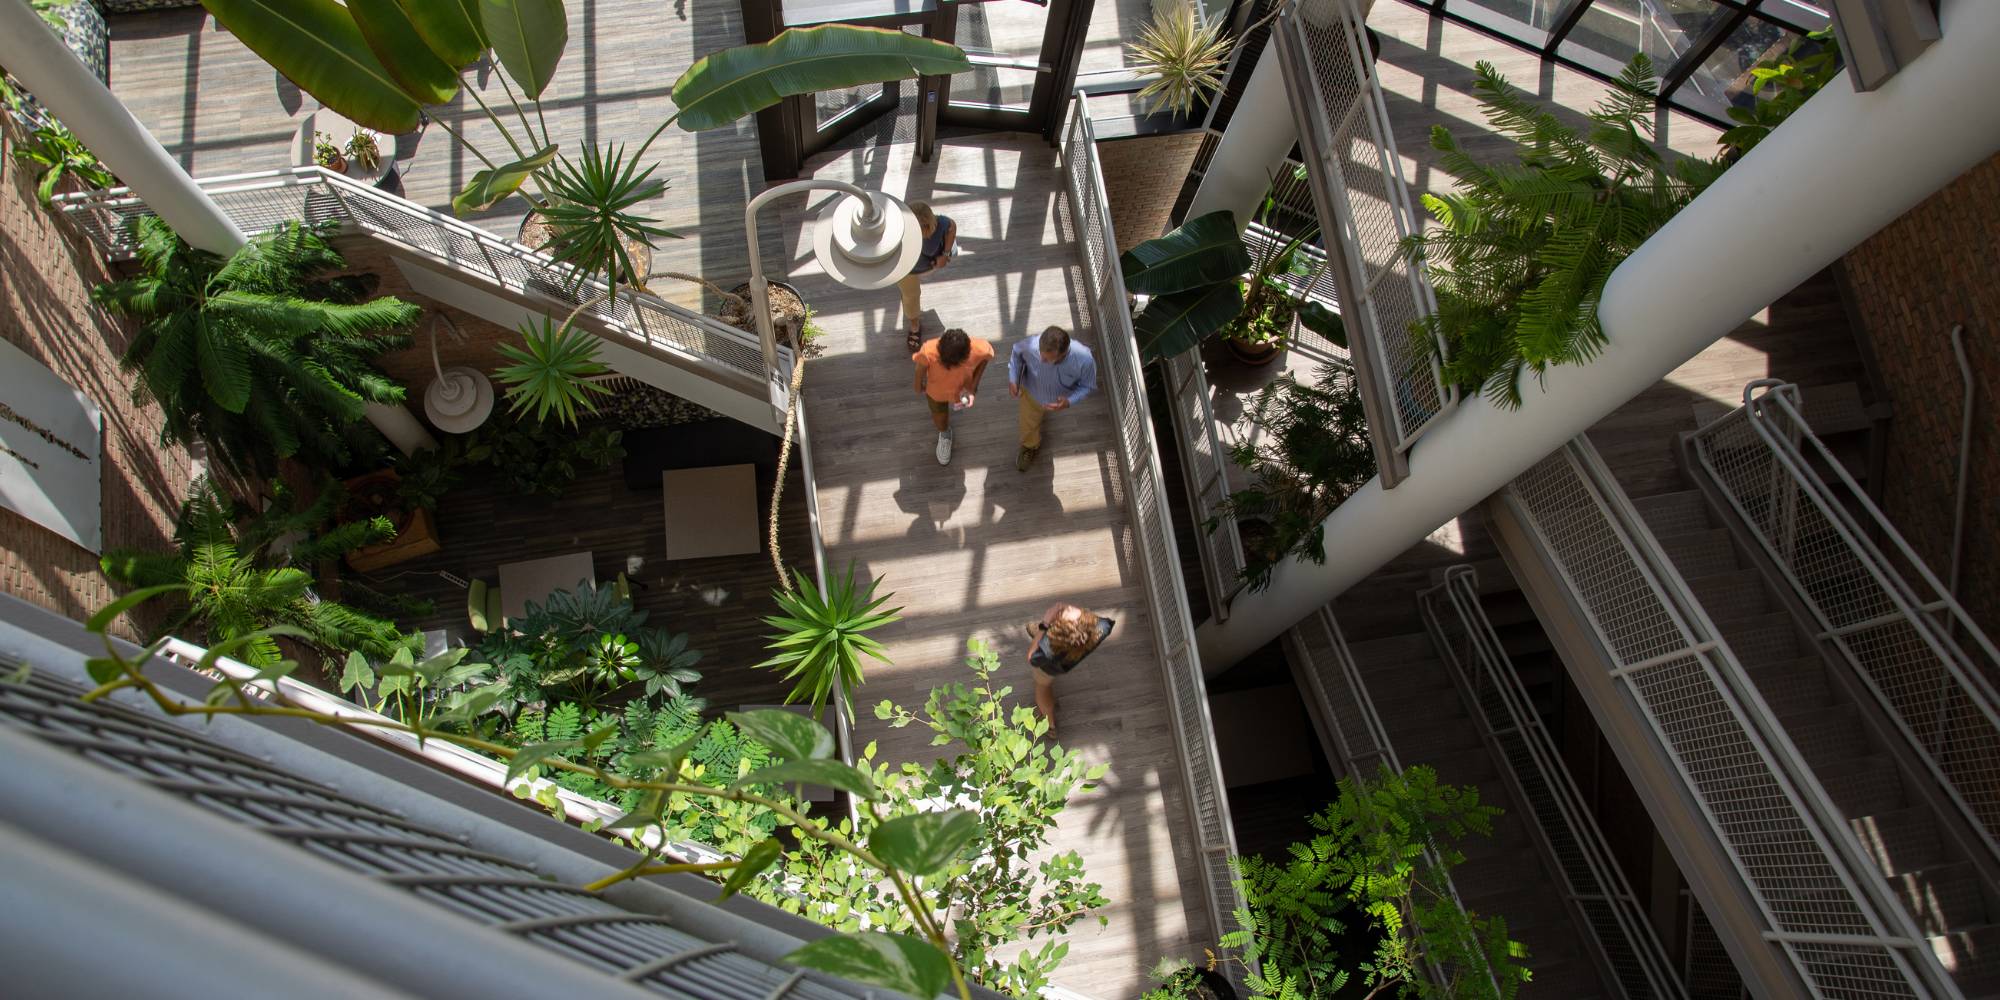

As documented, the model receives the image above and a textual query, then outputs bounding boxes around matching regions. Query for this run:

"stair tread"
[1848,806,1946,876]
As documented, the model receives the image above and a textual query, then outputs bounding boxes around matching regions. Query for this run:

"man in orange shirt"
[912,327,993,466]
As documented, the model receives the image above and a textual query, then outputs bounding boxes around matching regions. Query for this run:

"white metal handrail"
[1163,350,1249,620]
[1499,437,1957,998]
[1284,605,1498,995]
[51,167,784,402]
[1059,91,1247,974]
[1418,566,1687,1000]
[1270,0,1456,487]
[1689,380,2000,861]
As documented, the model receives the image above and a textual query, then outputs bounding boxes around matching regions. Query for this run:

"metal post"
[0,0,244,254]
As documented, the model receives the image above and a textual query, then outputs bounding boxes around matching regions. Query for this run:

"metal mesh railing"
[52,168,777,399]
[1271,0,1454,475]
[1060,92,1245,964]
[1418,566,1687,1000]
[1689,380,2000,861]
[1500,437,1951,998]
[1163,349,1249,620]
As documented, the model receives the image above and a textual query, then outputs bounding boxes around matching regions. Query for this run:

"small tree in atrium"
[1405,56,1726,408]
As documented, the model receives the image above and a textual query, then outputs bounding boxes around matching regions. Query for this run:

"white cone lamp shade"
[420,314,495,434]
[812,191,923,290]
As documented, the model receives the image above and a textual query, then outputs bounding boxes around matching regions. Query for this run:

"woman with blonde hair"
[1024,602,1114,733]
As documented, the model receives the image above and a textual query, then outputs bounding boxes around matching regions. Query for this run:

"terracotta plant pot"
[518,208,655,289]
[719,280,809,348]
[1224,334,1284,366]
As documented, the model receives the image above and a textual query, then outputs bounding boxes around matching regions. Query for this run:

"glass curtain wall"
[1413,0,1834,124]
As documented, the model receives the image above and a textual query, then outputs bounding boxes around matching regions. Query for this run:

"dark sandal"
[905,327,922,354]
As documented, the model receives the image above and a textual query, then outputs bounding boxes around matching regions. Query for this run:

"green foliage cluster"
[1405,56,1724,408]
[739,640,1110,995]
[1221,765,1528,1000]
[340,644,510,732]
[11,117,115,205]
[1212,360,1376,592]
[509,696,787,850]
[760,565,900,722]
[78,586,1105,1000]
[100,477,412,667]
[90,217,419,477]
[1122,196,1343,364]
[474,581,703,713]
[494,316,613,426]
[1718,28,1840,159]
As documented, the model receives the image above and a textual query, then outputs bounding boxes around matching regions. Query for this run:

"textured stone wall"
[0,119,192,638]
[1837,152,2000,638]
[1097,132,1208,254]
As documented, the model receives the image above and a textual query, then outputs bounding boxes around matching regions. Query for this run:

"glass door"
[936,0,1090,138]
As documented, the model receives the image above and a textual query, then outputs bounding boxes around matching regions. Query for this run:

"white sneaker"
[935,430,952,465]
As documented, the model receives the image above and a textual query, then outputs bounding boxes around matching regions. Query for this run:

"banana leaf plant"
[201,0,970,302]
[1121,209,1344,364]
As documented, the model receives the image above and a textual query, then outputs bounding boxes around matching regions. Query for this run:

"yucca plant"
[90,216,419,476]
[100,477,413,667]
[1128,0,1232,117]
[759,565,901,722]
[494,316,612,426]
[1403,55,1726,407]
[536,142,677,300]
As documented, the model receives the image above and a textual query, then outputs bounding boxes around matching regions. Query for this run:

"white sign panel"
[0,337,103,552]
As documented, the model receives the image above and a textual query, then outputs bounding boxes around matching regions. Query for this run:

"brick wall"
[1836,152,2000,638]
[1098,132,1207,254]
[0,119,193,638]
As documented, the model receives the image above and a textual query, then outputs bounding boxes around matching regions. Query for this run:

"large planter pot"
[518,208,655,292]
[1224,334,1285,366]
[719,280,809,348]
[341,470,442,572]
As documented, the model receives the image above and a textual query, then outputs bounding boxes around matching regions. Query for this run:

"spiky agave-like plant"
[758,564,901,722]
[1128,0,1232,117]
[1404,55,1727,407]
[91,217,419,476]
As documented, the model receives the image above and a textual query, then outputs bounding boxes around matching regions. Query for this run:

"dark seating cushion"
[621,419,782,498]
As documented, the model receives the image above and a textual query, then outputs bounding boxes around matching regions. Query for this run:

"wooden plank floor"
[107,0,773,317]
[778,133,1211,996]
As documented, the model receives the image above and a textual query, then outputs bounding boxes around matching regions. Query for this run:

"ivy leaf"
[869,810,982,876]
[506,739,579,784]
[605,789,665,829]
[782,931,951,999]
[718,837,784,900]
[727,709,834,762]
[734,758,881,801]
[339,650,375,693]
[624,733,701,777]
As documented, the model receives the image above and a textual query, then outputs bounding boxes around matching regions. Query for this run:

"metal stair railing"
[1271,0,1456,488]
[1498,436,1958,998]
[1688,379,2000,863]
[1284,605,1500,995]
[1163,349,1250,621]
[1059,91,1247,972]
[51,167,783,412]
[1417,565,1688,1000]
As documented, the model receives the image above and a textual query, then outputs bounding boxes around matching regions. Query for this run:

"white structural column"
[0,1,243,254]
[1199,0,2000,670]
[1184,34,1297,225]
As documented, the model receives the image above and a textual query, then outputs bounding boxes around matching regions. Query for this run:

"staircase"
[1633,382,2000,997]
[1323,620,1615,998]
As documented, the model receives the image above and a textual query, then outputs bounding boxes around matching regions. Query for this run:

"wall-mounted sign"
[0,337,102,552]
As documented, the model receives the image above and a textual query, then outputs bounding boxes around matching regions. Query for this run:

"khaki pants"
[1018,390,1047,449]
[898,272,923,327]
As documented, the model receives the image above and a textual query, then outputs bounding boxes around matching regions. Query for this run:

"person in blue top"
[1007,325,1097,472]
[897,202,956,353]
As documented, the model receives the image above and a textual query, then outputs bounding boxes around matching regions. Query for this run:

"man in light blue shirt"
[1007,325,1097,471]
